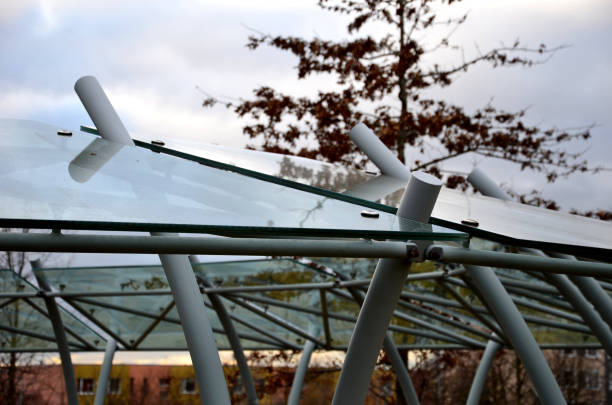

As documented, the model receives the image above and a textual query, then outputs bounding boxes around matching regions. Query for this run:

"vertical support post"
[93,339,117,405]
[466,335,502,405]
[332,171,441,405]
[465,265,566,404]
[287,325,319,405]
[154,238,231,405]
[190,256,259,405]
[32,260,78,405]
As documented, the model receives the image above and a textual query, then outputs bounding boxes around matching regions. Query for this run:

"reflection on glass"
[69,138,124,183]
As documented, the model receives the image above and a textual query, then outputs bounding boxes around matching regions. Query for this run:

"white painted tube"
[349,123,410,180]
[397,171,442,223]
[74,76,134,146]
[466,167,511,201]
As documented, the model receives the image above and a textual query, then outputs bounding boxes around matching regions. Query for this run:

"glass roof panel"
[143,131,612,255]
[0,270,103,350]
[0,119,465,241]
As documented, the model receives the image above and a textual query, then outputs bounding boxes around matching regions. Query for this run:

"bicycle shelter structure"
[1,76,611,404]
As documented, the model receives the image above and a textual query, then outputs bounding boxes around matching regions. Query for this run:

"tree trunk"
[397,0,408,164]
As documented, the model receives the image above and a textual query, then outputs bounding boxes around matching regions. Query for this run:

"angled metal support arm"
[132,300,176,348]
[76,75,231,404]
[333,273,420,404]
[565,271,612,330]
[395,299,505,345]
[288,325,320,405]
[466,335,502,405]
[462,265,566,404]
[332,170,442,405]
[192,256,259,405]
[153,234,231,405]
[542,273,612,353]
[22,298,96,350]
[93,339,117,405]
[221,293,325,348]
[437,280,506,339]
[468,168,612,355]
[32,261,78,405]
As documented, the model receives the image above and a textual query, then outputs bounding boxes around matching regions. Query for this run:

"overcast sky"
[1,0,610,211]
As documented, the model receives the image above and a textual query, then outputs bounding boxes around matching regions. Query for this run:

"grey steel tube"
[332,171,441,405]
[287,326,319,405]
[93,339,117,405]
[33,263,78,405]
[324,268,421,404]
[74,76,134,146]
[568,274,612,330]
[468,167,612,352]
[349,123,410,180]
[467,167,512,201]
[0,232,415,258]
[382,336,420,405]
[192,257,259,405]
[154,235,230,405]
[465,265,566,404]
[543,273,612,354]
[466,336,502,405]
[427,245,612,277]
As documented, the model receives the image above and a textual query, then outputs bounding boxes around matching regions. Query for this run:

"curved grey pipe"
[93,339,117,405]
[32,261,78,405]
[466,335,502,405]
[287,325,320,405]
[468,167,612,355]
[190,256,259,405]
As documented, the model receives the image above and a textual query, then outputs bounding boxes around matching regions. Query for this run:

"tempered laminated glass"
[0,119,465,241]
[154,133,612,255]
[432,188,612,252]
[138,136,371,193]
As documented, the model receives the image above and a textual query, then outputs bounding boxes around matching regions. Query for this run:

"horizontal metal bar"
[22,297,96,350]
[0,232,416,258]
[327,289,482,347]
[222,295,326,347]
[496,275,559,295]
[428,246,612,277]
[395,299,503,344]
[0,324,87,350]
[70,297,282,348]
[0,342,604,353]
[0,271,457,299]
[445,276,578,318]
